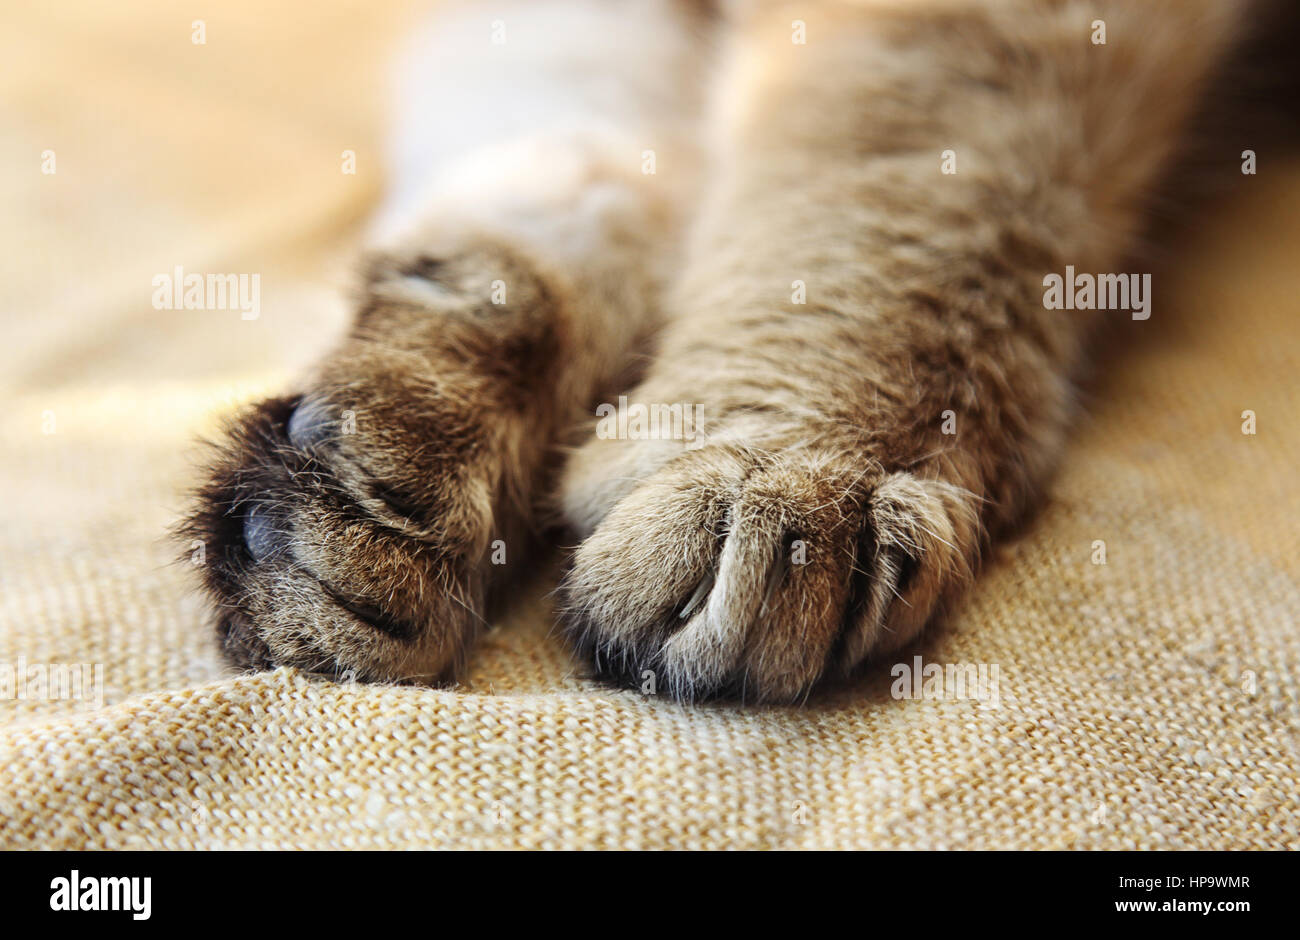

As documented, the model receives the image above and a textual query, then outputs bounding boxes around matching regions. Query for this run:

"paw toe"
[561,448,981,703]
[241,505,284,563]
[286,396,338,450]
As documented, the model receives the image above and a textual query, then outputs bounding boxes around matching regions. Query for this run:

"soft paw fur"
[183,246,563,682]
[559,438,979,703]
[181,0,1248,704]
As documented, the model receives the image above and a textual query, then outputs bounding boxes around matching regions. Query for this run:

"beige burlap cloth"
[2,0,1297,849]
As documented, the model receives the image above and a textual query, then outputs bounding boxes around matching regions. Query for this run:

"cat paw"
[182,246,558,682]
[559,442,979,703]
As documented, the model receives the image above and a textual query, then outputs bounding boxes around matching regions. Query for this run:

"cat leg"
[186,0,711,681]
[559,0,1246,702]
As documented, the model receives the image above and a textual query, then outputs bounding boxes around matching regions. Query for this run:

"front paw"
[559,442,979,703]
[183,388,495,682]
[183,245,562,681]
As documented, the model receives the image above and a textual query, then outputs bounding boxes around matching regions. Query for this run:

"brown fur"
[185,0,1253,701]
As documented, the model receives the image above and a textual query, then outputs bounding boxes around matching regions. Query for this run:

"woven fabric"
[2,0,1297,850]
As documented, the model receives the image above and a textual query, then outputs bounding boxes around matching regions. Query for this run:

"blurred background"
[2,0,426,711]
